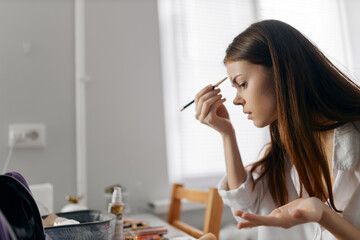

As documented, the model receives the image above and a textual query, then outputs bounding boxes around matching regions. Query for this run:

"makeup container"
[109,187,125,240]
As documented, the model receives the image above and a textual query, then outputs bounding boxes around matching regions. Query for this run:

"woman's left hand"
[235,197,325,229]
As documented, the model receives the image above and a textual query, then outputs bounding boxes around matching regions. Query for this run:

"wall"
[0,0,76,211]
[85,0,171,212]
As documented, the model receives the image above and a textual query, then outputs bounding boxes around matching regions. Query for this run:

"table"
[126,213,195,240]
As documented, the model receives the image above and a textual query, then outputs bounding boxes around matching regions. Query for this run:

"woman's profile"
[195,20,360,239]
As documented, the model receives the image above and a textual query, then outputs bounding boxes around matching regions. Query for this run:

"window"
[158,0,352,188]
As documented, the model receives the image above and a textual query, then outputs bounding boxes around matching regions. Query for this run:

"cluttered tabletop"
[42,187,196,240]
[124,213,195,240]
[42,211,195,240]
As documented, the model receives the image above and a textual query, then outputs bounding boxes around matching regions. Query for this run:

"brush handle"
[180,77,227,111]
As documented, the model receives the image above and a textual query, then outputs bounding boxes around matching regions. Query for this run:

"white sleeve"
[217,169,266,216]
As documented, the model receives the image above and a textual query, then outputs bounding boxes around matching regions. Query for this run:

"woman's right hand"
[195,84,233,136]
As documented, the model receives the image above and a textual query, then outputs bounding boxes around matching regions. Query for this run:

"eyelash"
[232,81,247,89]
[236,82,246,89]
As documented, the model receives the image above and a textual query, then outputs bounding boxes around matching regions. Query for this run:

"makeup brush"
[180,77,228,111]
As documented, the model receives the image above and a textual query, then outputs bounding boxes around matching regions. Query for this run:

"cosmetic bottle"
[108,187,125,240]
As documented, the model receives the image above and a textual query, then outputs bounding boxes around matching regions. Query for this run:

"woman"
[195,20,360,239]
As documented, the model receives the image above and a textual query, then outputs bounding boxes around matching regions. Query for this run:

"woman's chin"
[253,120,270,128]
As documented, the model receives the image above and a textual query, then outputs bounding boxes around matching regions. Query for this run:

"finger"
[195,88,221,117]
[195,84,213,105]
[235,211,261,223]
[240,212,282,227]
[198,95,222,121]
[196,88,221,116]
[194,85,215,119]
[200,98,226,125]
[235,210,274,227]
[234,210,244,217]
[237,221,256,229]
[208,97,226,114]
[203,98,226,122]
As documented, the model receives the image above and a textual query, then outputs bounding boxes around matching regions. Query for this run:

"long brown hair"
[224,20,360,210]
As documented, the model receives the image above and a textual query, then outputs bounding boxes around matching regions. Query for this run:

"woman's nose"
[233,93,245,106]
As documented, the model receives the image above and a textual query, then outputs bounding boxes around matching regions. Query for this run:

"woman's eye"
[232,81,246,89]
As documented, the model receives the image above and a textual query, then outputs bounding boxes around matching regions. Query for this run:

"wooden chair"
[198,233,217,240]
[167,184,223,240]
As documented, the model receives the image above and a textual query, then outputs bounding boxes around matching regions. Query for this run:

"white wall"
[85,0,170,212]
[0,0,76,211]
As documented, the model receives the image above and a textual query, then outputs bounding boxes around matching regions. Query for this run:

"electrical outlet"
[9,124,46,148]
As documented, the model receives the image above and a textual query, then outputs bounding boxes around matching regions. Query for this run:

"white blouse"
[218,121,360,240]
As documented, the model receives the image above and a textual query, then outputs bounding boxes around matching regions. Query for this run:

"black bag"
[0,172,45,240]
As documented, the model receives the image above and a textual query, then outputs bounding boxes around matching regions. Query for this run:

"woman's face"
[226,60,278,128]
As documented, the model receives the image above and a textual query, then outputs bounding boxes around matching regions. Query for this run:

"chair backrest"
[198,233,216,240]
[167,184,223,239]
